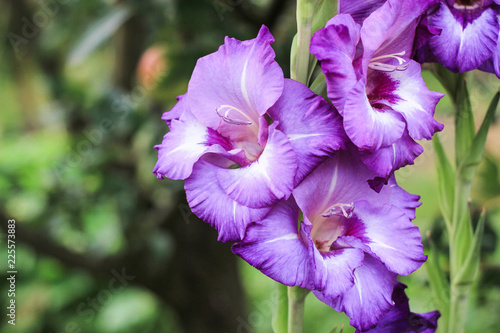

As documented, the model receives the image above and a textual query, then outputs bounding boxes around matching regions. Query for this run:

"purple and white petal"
[217,124,297,209]
[384,175,421,220]
[360,0,439,72]
[293,148,411,220]
[185,160,271,242]
[319,248,365,298]
[161,94,186,126]
[359,131,424,179]
[358,283,440,333]
[232,198,316,289]
[338,0,386,24]
[268,79,347,185]
[188,25,284,129]
[344,78,406,150]
[153,110,214,180]
[316,255,397,331]
[353,201,426,275]
[387,61,444,140]
[428,3,499,73]
[310,14,361,112]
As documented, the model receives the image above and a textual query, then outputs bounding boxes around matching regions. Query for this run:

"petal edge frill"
[354,201,427,276]
[153,111,211,180]
[268,79,347,186]
[389,61,444,140]
[319,255,397,331]
[188,25,284,129]
[344,78,405,151]
[185,160,271,242]
[310,14,361,112]
[232,198,315,288]
[428,4,499,73]
[217,124,297,209]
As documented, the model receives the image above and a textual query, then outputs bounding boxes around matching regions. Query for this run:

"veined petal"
[185,160,271,242]
[353,201,426,275]
[293,148,413,221]
[338,0,386,24]
[161,94,186,126]
[428,4,499,73]
[268,79,347,185]
[384,175,421,220]
[217,124,297,209]
[326,255,398,331]
[344,78,405,150]
[310,14,361,112]
[153,110,212,180]
[188,25,284,129]
[370,61,444,141]
[320,247,365,299]
[361,0,439,71]
[359,131,424,179]
[232,198,315,288]
[358,283,440,333]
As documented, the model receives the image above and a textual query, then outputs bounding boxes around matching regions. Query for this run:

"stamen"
[369,51,410,72]
[322,203,355,218]
[215,105,252,126]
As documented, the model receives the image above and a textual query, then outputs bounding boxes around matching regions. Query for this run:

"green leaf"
[454,75,475,166]
[425,231,449,332]
[454,209,486,285]
[290,0,337,84]
[67,5,133,66]
[458,91,500,183]
[433,134,454,230]
[309,70,326,97]
[311,0,337,35]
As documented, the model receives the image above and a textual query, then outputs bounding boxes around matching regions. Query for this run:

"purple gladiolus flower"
[357,283,440,333]
[310,0,444,180]
[153,26,346,242]
[416,0,500,77]
[232,148,426,331]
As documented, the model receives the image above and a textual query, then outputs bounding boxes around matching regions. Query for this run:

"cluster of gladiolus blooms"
[152,0,500,330]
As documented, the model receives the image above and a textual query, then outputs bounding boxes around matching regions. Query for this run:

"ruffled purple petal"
[319,248,365,298]
[385,61,444,140]
[358,283,440,333]
[353,201,426,275]
[188,25,284,129]
[217,124,297,209]
[315,254,398,331]
[360,0,439,72]
[161,94,186,126]
[293,148,417,221]
[185,160,271,242]
[153,110,213,180]
[268,79,347,185]
[232,198,316,288]
[338,0,386,24]
[428,3,499,73]
[310,14,361,112]
[384,175,421,220]
[344,78,406,150]
[359,131,424,179]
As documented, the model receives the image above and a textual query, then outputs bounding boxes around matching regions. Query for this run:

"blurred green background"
[0,0,499,332]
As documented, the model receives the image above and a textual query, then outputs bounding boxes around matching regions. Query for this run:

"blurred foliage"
[0,0,499,332]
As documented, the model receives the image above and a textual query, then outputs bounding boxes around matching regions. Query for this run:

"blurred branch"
[233,0,291,30]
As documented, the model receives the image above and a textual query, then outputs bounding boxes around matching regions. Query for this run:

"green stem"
[292,0,317,84]
[287,286,309,333]
[273,283,289,333]
[448,284,469,333]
